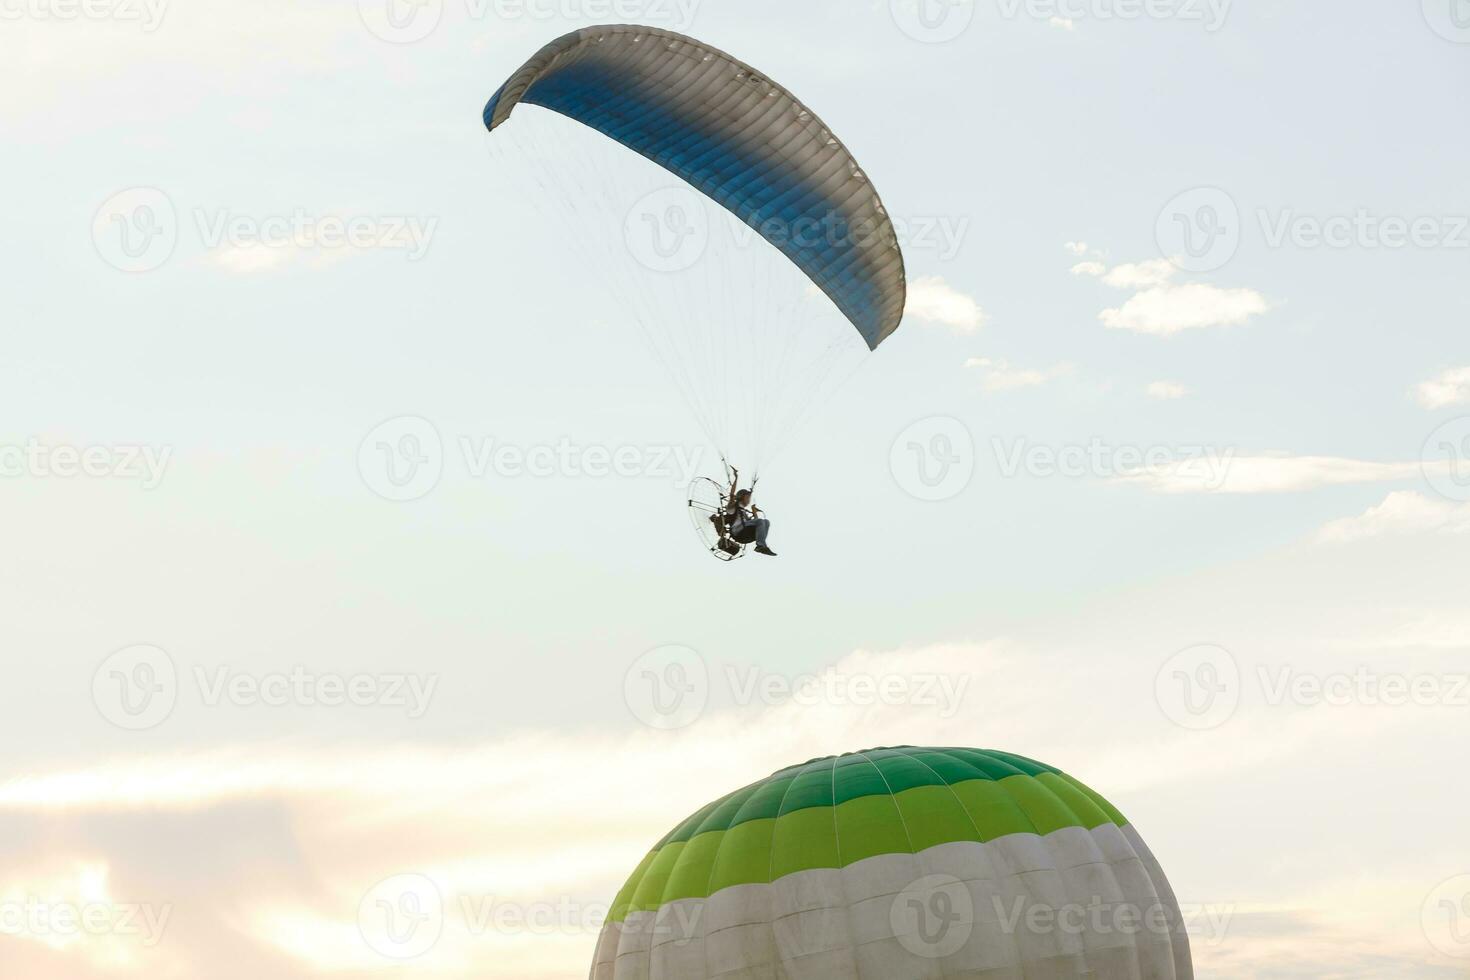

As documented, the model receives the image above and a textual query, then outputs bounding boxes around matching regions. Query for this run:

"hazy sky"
[3,0,1469,976]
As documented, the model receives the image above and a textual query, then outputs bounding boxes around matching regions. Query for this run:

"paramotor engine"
[686,476,746,562]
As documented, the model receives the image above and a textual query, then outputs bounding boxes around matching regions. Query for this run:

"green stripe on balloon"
[608,747,1132,923]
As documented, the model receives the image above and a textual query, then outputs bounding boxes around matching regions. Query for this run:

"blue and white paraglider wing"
[484,25,906,349]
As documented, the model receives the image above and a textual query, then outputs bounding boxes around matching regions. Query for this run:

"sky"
[2,0,1470,976]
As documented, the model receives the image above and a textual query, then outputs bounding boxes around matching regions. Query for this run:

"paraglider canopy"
[484,24,907,350]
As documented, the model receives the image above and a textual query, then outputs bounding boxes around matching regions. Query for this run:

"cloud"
[965,357,1074,392]
[0,1,360,128]
[203,241,365,275]
[4,544,1470,979]
[1113,453,1432,494]
[1414,366,1470,410]
[207,243,301,274]
[1359,612,1470,652]
[1069,255,1175,288]
[1316,491,1470,543]
[0,642,1060,977]
[906,275,987,333]
[1074,253,1269,336]
[1065,241,1093,256]
[1100,282,1270,336]
[1191,907,1452,980]
[0,862,164,968]
[1050,16,1076,30]
[1099,258,1177,290]
[1147,381,1190,401]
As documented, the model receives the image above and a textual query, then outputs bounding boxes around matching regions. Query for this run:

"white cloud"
[1147,381,1190,401]
[907,275,987,333]
[1114,453,1431,494]
[3,543,1469,979]
[1364,612,1470,651]
[0,2,360,127]
[1100,282,1270,336]
[1050,16,1076,30]
[965,357,1074,392]
[1065,241,1107,261]
[1414,366,1470,410]
[1070,256,1176,289]
[1100,258,1177,290]
[208,243,299,274]
[1316,490,1470,543]
[204,241,363,275]
[1073,253,1269,337]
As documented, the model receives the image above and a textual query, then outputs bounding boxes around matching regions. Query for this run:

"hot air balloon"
[592,746,1193,979]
